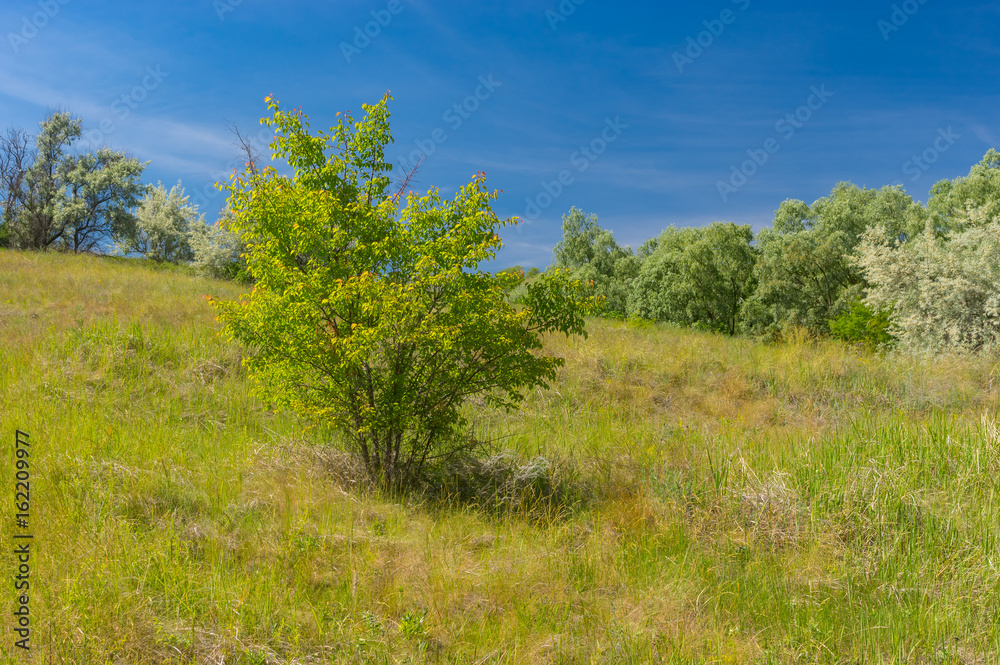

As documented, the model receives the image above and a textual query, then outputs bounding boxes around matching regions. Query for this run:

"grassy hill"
[2,249,999,663]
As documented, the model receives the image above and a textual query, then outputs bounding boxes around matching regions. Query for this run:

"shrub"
[209,95,598,488]
[829,297,894,350]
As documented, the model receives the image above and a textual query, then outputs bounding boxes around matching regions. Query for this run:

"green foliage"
[552,207,635,315]
[118,181,200,263]
[6,112,147,252]
[496,265,526,285]
[397,611,429,640]
[742,182,925,336]
[927,149,1000,235]
[829,297,894,349]
[627,222,756,335]
[210,95,598,487]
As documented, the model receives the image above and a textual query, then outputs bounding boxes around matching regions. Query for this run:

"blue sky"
[2,0,997,268]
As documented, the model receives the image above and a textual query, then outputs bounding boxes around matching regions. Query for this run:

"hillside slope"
[2,249,999,663]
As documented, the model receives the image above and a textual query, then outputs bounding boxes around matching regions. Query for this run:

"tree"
[927,149,1000,235]
[14,113,79,250]
[741,182,925,336]
[56,147,148,252]
[5,112,146,252]
[118,181,200,262]
[681,222,756,335]
[209,95,598,487]
[0,128,31,247]
[856,202,1000,353]
[626,225,698,324]
[626,222,756,335]
[189,206,248,280]
[552,207,635,315]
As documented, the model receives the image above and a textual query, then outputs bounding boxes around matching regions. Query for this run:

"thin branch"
[391,156,423,206]
[228,122,262,178]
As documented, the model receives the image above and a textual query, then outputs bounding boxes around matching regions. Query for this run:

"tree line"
[6,110,1000,354]
[526,149,1000,353]
[0,112,244,278]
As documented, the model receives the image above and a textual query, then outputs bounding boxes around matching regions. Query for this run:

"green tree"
[927,149,1000,235]
[118,181,201,262]
[552,207,634,315]
[7,112,146,252]
[627,222,755,335]
[626,225,698,324]
[209,95,597,487]
[742,182,924,336]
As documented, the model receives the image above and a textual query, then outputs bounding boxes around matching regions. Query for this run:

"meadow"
[2,248,999,664]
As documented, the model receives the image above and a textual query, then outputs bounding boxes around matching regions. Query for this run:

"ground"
[1,249,998,663]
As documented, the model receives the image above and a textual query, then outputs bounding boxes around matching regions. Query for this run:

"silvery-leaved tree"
[118,181,201,263]
[189,206,248,280]
[856,202,1000,353]
[209,94,599,488]
[927,149,1000,235]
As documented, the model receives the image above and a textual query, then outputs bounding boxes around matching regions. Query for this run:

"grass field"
[2,248,1000,663]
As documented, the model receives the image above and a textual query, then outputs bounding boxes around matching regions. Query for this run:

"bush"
[209,95,598,488]
[829,298,894,350]
[189,209,248,281]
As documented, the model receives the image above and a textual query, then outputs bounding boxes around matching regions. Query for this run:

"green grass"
[2,248,1000,663]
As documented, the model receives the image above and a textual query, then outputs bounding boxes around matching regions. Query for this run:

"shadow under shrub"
[416,449,594,520]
